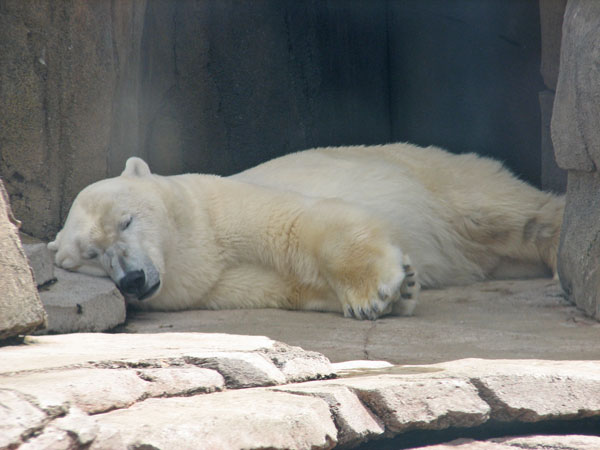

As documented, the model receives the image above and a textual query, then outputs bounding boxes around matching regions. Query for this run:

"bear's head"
[48,157,170,303]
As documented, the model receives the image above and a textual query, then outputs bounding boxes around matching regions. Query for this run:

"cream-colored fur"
[48,143,564,320]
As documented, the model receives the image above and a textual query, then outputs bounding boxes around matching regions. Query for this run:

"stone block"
[337,376,490,433]
[38,268,126,334]
[22,242,55,287]
[539,90,566,193]
[434,359,600,421]
[551,0,600,171]
[91,390,337,450]
[275,384,384,447]
[0,180,47,340]
[539,0,567,90]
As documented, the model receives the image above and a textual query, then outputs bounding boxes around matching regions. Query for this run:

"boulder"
[0,180,46,340]
[552,0,600,319]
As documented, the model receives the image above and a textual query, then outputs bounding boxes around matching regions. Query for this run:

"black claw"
[401,293,413,299]
[405,271,415,277]
[407,281,416,287]
[403,265,411,271]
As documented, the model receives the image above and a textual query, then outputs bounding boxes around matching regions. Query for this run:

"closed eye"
[120,216,133,231]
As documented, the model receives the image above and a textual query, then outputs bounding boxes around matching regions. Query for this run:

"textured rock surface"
[0,180,47,340]
[0,0,147,240]
[92,390,338,450]
[1,334,600,449]
[37,267,125,334]
[553,0,600,320]
[433,359,600,422]
[338,376,490,433]
[551,0,600,171]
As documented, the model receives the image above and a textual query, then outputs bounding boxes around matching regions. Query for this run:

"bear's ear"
[122,157,152,178]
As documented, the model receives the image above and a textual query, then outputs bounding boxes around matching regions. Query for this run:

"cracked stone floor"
[119,278,600,365]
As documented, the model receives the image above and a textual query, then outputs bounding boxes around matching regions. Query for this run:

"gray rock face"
[0,0,147,240]
[0,181,47,340]
[551,0,600,171]
[552,0,600,320]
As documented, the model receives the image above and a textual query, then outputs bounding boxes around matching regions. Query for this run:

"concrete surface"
[37,267,125,334]
[121,278,600,365]
[2,333,599,450]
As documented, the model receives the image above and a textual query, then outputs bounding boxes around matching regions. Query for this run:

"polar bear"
[48,143,564,320]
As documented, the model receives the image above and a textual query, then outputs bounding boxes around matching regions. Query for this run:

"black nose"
[119,270,146,296]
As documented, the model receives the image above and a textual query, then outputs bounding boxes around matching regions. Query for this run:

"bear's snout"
[119,270,146,297]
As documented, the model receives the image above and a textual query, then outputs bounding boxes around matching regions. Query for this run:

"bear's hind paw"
[392,258,420,316]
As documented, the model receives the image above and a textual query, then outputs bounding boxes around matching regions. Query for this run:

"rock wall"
[0,0,147,240]
[1,1,544,240]
[552,0,600,319]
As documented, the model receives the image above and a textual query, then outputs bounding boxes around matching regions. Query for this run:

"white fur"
[48,144,565,319]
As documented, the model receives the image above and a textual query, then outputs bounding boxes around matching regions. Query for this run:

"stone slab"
[0,180,47,340]
[274,384,385,447]
[336,376,490,433]
[2,332,600,450]
[432,359,600,422]
[0,332,334,380]
[91,390,338,450]
[121,279,600,365]
[37,267,125,334]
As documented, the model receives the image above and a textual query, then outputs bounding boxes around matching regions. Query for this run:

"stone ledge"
[37,268,126,334]
[1,334,599,449]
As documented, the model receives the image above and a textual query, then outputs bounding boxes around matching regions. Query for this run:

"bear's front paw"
[341,249,418,320]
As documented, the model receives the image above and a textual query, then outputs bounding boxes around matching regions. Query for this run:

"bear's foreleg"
[297,199,420,319]
[210,180,419,319]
